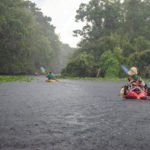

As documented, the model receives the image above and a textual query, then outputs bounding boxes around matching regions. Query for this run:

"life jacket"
[128,76,142,86]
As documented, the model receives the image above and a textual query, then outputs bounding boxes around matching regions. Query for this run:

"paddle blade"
[40,66,46,73]
[121,65,128,74]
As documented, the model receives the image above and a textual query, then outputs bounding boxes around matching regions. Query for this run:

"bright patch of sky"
[31,0,90,48]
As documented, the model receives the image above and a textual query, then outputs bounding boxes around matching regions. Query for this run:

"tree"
[63,0,150,77]
[129,49,150,77]
[62,52,96,77]
[100,50,120,77]
[0,0,64,74]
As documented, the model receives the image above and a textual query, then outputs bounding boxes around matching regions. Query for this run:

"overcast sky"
[31,0,90,47]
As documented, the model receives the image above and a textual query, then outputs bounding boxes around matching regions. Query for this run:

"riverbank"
[0,75,149,83]
[0,75,33,82]
[59,76,126,82]
[59,76,150,83]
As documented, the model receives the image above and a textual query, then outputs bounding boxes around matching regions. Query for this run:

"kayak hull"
[121,85,148,100]
[124,91,147,100]
[46,79,58,83]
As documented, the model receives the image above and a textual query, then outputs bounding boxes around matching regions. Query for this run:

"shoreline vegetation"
[0,75,149,83]
[58,75,150,82]
[59,76,126,82]
[0,76,33,82]
[61,77,150,82]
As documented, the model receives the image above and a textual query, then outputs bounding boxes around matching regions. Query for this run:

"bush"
[100,50,120,77]
[61,52,96,77]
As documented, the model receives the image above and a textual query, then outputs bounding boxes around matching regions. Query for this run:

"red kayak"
[121,85,148,100]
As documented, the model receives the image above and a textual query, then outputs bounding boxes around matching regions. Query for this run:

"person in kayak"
[121,67,146,96]
[127,67,145,87]
[47,71,55,80]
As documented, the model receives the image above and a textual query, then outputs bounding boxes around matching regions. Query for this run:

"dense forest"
[0,0,74,74]
[62,0,150,78]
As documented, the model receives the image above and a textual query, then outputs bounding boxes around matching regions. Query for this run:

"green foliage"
[100,50,120,77]
[64,0,150,78]
[58,44,76,73]
[129,49,150,76]
[133,36,150,51]
[0,75,33,82]
[0,0,72,74]
[62,52,96,77]
[60,76,123,82]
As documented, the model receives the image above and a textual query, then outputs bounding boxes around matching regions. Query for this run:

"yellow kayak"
[46,79,59,83]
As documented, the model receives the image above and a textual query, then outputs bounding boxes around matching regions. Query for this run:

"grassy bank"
[59,76,150,82]
[59,76,126,82]
[0,76,33,82]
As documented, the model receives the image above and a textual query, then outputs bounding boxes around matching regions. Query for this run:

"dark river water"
[0,77,150,150]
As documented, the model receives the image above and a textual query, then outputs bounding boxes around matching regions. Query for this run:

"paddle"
[40,66,46,74]
[121,64,129,75]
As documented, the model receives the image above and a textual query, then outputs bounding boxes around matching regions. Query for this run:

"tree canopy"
[63,0,150,78]
[0,0,73,74]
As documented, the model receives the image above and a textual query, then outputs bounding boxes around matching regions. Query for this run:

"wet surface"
[0,77,150,150]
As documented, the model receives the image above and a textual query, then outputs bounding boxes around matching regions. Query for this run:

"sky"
[31,0,90,48]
